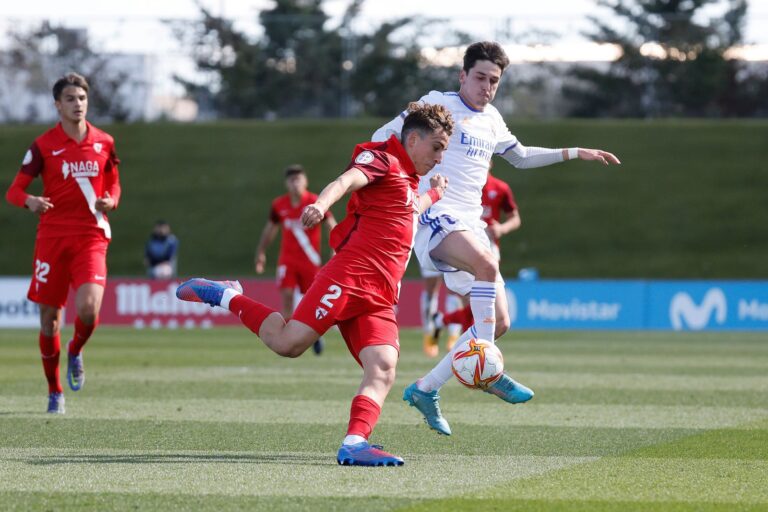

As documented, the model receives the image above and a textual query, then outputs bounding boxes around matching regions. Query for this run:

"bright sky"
[2,0,766,97]
[3,0,768,52]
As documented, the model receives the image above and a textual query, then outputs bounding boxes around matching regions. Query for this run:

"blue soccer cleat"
[485,373,534,404]
[312,337,325,355]
[47,392,65,414]
[66,340,85,391]
[175,278,243,307]
[337,441,404,467]
[403,382,451,435]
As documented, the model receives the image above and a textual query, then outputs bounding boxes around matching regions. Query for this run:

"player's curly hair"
[401,102,454,140]
[52,72,89,101]
[463,41,509,73]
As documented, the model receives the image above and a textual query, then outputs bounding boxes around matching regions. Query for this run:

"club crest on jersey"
[62,160,100,179]
[315,307,328,320]
[355,151,374,165]
[93,142,103,153]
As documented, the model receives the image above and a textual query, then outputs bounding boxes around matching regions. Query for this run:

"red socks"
[228,295,277,334]
[39,332,62,394]
[69,316,97,355]
[346,395,382,439]
[443,306,473,331]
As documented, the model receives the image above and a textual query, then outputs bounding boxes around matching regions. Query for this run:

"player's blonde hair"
[401,102,454,140]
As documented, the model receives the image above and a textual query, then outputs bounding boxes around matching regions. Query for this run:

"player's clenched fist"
[429,173,448,200]
[301,203,325,227]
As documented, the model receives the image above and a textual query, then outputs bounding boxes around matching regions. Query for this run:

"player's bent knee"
[273,343,305,358]
[473,256,498,282]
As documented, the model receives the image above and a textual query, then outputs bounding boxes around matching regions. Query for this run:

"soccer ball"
[451,338,504,389]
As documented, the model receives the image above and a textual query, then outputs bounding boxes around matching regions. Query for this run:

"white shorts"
[419,264,442,279]
[414,210,502,296]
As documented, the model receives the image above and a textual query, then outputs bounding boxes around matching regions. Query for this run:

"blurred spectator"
[144,220,178,279]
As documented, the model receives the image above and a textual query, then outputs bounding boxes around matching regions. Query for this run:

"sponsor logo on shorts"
[94,274,106,280]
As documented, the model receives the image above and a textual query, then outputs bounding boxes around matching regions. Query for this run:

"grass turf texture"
[0,327,766,511]
[1,119,767,278]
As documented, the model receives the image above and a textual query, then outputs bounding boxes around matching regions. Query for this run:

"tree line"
[1,0,765,121]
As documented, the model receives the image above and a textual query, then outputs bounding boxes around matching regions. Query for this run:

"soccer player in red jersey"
[254,165,336,354]
[436,168,522,335]
[176,103,453,466]
[4,73,121,414]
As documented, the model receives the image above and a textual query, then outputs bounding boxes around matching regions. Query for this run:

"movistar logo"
[62,160,100,179]
[670,288,727,330]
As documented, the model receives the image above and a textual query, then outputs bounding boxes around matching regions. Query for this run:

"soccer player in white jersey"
[372,41,620,435]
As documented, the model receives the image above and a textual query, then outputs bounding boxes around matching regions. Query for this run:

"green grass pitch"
[0,327,766,511]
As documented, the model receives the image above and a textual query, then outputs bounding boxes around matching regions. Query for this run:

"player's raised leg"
[420,280,533,403]
[338,345,403,466]
[176,278,321,358]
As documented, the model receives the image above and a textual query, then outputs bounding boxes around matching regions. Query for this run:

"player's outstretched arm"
[417,174,448,213]
[301,168,369,228]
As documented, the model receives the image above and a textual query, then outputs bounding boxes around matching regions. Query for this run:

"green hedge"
[2,119,766,278]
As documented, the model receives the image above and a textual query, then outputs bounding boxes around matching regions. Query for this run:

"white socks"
[416,327,476,392]
[220,287,242,310]
[416,280,498,393]
[469,281,496,341]
[342,434,367,446]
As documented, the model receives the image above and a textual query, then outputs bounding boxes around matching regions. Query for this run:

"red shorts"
[276,261,319,294]
[292,275,400,366]
[28,234,109,308]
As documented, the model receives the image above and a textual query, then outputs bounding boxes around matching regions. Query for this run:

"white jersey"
[373,90,566,222]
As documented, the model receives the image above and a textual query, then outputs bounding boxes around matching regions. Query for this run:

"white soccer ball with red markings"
[451,338,504,389]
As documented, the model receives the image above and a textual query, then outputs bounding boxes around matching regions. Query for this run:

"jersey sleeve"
[347,150,390,184]
[269,200,281,223]
[19,142,44,177]
[5,142,42,208]
[104,144,121,173]
[501,184,517,213]
[103,142,122,208]
[492,110,519,155]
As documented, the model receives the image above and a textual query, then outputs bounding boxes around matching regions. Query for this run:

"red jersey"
[269,190,329,267]
[323,135,421,306]
[6,122,121,240]
[481,172,517,245]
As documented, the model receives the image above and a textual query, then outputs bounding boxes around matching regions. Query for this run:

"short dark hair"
[284,164,306,178]
[401,102,454,142]
[463,41,510,73]
[52,73,89,101]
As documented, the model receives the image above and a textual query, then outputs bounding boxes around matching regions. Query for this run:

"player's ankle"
[221,287,242,309]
